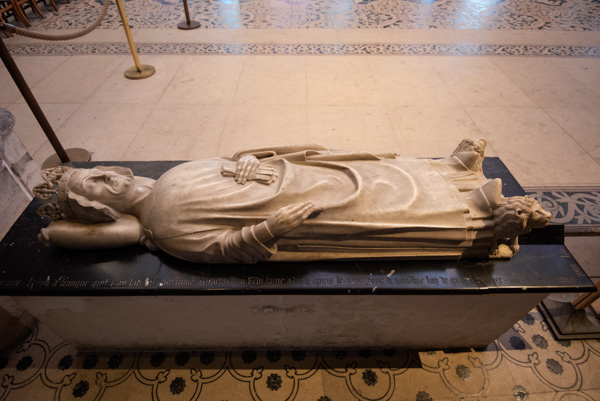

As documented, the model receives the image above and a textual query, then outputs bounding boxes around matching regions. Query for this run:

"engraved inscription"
[195,278,230,286]
[91,279,109,288]
[367,277,384,285]
[110,279,128,287]
[556,276,575,284]
[570,263,587,278]
[246,276,291,286]
[0,279,22,287]
[288,277,310,285]
[54,276,91,288]
[312,277,334,285]
[5,259,588,293]
[393,276,425,285]
[27,277,49,288]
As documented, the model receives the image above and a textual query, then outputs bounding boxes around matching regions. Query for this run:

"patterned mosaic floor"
[4,0,600,56]
[1,309,600,401]
[527,188,600,233]
[16,0,600,31]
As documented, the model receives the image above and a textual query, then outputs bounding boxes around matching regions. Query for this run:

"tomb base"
[14,293,550,350]
[1,160,595,350]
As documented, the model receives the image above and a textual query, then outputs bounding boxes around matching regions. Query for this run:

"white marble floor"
[2,18,600,188]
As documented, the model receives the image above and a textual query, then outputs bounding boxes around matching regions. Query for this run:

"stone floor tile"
[133,28,236,43]
[575,340,600,390]
[158,55,245,105]
[232,55,307,106]
[21,55,126,104]
[499,319,593,395]
[1,56,69,104]
[385,105,489,158]
[446,29,565,45]
[551,58,600,97]
[431,57,536,108]
[581,388,600,398]
[6,102,80,158]
[87,55,186,105]
[49,101,155,161]
[368,56,458,107]
[232,28,339,43]
[307,105,399,154]
[544,107,600,164]
[546,31,600,47]
[340,28,454,44]
[565,237,600,278]
[465,106,600,186]
[125,104,228,160]
[217,104,308,156]
[306,56,383,106]
[493,57,600,108]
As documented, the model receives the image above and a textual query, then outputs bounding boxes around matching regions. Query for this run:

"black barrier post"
[177,0,200,30]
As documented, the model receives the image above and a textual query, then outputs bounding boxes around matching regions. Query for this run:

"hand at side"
[266,201,316,237]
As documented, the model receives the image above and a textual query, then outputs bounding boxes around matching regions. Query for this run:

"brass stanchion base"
[124,64,156,80]
[42,148,92,169]
[177,20,201,30]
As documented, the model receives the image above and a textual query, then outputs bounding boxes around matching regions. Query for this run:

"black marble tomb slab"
[0,158,595,296]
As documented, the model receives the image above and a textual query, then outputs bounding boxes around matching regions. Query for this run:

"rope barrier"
[0,0,155,79]
[0,0,111,41]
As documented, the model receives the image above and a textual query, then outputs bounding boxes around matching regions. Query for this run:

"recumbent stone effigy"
[32,138,552,264]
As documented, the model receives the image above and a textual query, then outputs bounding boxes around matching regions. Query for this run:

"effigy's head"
[493,195,552,237]
[33,166,135,223]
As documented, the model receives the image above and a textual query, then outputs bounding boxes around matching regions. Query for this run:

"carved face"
[69,168,135,210]
[527,201,552,228]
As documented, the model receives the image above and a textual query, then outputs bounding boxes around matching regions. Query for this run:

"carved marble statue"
[32,139,552,263]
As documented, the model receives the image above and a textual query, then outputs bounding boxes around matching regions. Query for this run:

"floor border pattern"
[6,42,600,56]
[526,187,600,229]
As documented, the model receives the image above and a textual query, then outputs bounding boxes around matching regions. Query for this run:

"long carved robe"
[140,145,498,263]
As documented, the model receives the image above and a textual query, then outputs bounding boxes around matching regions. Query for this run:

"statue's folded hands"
[233,154,261,185]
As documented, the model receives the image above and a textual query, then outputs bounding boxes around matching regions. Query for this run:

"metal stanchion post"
[177,0,200,30]
[0,35,91,168]
[114,0,155,79]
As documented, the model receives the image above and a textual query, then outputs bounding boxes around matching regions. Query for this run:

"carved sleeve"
[149,223,278,264]
[40,214,143,249]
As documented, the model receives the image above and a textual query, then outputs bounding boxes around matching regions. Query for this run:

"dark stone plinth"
[0,158,595,297]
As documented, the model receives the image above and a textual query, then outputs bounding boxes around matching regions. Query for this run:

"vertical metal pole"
[183,0,191,25]
[0,36,70,163]
[114,0,155,79]
[177,0,200,30]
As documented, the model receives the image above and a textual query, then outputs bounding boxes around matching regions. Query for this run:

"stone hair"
[33,166,120,223]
